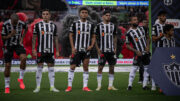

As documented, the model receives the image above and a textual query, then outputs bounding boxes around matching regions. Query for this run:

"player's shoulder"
[18,20,25,24]
[3,19,11,25]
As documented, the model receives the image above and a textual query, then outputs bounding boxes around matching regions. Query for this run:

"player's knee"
[21,56,27,62]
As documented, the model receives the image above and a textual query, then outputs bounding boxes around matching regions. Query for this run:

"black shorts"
[70,51,90,67]
[3,45,26,63]
[37,53,54,64]
[98,52,117,66]
[133,52,151,66]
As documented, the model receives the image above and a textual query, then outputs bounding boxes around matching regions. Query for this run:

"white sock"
[152,79,156,87]
[19,69,25,79]
[48,67,55,87]
[97,73,102,87]
[68,69,74,87]
[5,77,10,88]
[36,66,43,87]
[128,66,138,87]
[109,74,114,87]
[83,71,89,88]
[143,67,149,87]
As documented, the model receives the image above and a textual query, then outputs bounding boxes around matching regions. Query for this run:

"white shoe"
[50,87,59,92]
[108,86,118,91]
[151,86,156,91]
[33,87,40,93]
[96,86,101,91]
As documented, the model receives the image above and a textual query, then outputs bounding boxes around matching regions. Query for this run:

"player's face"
[42,11,51,21]
[11,19,18,26]
[168,28,174,36]
[159,14,166,23]
[142,20,148,27]
[80,10,88,19]
[131,17,138,25]
[103,13,111,22]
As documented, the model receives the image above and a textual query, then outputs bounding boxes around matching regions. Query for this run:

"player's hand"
[72,47,77,54]
[20,39,23,46]
[145,47,150,52]
[97,49,102,55]
[87,45,93,51]
[56,51,59,58]
[135,50,142,56]
[32,49,37,57]
[10,29,16,37]
[114,48,117,54]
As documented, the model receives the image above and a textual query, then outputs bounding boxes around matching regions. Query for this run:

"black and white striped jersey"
[152,22,165,47]
[33,20,57,53]
[1,19,27,47]
[96,22,117,52]
[159,36,175,47]
[69,20,95,52]
[126,26,147,52]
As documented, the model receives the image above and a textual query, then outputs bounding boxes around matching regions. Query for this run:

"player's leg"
[65,53,79,92]
[4,47,13,94]
[142,65,149,90]
[82,58,92,91]
[33,53,44,93]
[107,53,118,90]
[18,53,26,90]
[15,45,27,89]
[96,54,106,91]
[47,62,59,92]
[4,62,11,94]
[127,65,138,90]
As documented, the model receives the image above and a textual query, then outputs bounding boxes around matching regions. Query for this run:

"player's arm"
[113,26,117,54]
[152,25,163,42]
[126,33,142,56]
[69,32,76,54]
[1,24,16,40]
[69,22,76,54]
[53,24,59,57]
[32,24,38,57]
[94,25,101,55]
[87,24,96,51]
[20,23,28,45]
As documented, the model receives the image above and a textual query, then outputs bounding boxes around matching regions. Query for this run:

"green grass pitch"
[0,72,180,101]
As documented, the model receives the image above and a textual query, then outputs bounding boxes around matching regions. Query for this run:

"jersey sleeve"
[33,23,39,35]
[69,22,75,34]
[152,25,157,36]
[125,32,133,44]
[53,24,57,36]
[1,24,7,36]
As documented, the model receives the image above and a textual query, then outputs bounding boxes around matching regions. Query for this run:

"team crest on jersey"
[164,0,173,6]
[41,31,45,35]
[163,62,180,87]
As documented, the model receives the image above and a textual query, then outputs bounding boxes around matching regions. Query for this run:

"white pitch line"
[0,66,132,72]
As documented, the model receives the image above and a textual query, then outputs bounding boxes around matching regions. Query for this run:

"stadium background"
[0,0,180,101]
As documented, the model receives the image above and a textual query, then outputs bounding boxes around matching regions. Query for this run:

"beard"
[132,23,138,27]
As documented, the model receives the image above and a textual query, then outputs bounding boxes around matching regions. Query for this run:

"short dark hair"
[158,11,167,16]
[163,24,174,34]
[130,15,138,21]
[10,13,19,21]
[102,10,111,16]
[78,6,90,14]
[41,9,50,13]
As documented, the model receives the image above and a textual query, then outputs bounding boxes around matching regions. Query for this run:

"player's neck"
[103,21,110,24]
[165,34,171,40]
[80,18,87,22]
[159,21,165,25]
[43,20,50,23]
[132,26,137,29]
